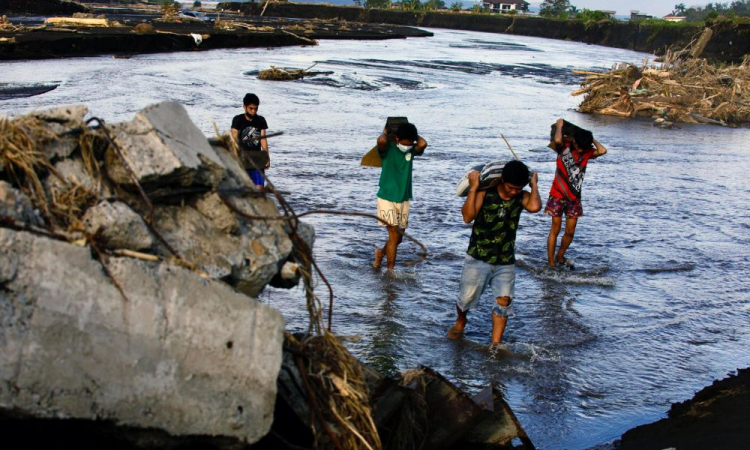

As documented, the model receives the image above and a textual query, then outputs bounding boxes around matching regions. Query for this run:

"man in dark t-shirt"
[231,93,269,188]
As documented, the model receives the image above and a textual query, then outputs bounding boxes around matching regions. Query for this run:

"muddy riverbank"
[220,2,750,63]
[0,9,431,60]
[618,367,750,449]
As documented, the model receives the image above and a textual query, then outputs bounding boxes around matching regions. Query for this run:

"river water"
[2,28,750,449]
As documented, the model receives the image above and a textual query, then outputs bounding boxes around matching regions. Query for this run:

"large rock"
[0,181,44,227]
[0,228,284,443]
[106,102,226,188]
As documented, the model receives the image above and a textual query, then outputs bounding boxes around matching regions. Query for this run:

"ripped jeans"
[457,255,516,317]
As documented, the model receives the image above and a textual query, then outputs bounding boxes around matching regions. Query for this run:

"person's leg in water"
[447,304,468,339]
[374,225,403,270]
[489,264,515,346]
[555,217,578,264]
[491,296,511,344]
[448,255,490,339]
[547,216,562,267]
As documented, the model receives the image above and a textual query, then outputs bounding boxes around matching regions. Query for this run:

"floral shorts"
[544,195,583,218]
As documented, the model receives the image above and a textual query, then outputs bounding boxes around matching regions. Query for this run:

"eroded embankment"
[619,367,750,449]
[219,2,750,63]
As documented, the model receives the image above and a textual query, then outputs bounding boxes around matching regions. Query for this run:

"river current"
[2,28,750,449]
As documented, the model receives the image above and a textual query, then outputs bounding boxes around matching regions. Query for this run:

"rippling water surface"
[3,28,750,449]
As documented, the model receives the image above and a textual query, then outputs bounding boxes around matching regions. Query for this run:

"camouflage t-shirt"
[467,188,523,265]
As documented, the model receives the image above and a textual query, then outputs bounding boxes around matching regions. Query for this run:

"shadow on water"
[449,39,543,52]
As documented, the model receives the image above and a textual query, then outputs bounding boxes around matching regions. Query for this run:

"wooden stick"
[500,134,519,161]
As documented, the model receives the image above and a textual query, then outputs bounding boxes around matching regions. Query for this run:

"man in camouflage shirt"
[447,160,541,347]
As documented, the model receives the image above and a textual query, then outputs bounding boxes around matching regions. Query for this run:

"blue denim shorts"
[457,255,516,317]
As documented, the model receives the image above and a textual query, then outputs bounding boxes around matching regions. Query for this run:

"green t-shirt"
[467,189,523,265]
[377,142,415,202]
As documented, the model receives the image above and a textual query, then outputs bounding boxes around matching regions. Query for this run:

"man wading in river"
[545,118,607,268]
[373,123,428,271]
[448,160,541,346]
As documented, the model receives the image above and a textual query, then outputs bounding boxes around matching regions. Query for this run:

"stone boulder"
[0,228,284,443]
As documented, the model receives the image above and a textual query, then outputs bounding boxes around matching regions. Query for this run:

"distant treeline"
[672,1,750,21]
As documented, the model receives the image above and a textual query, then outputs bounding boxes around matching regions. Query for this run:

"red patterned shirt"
[549,143,596,201]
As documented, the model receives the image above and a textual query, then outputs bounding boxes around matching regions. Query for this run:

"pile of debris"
[573,37,750,127]
[259,63,326,81]
[0,15,27,32]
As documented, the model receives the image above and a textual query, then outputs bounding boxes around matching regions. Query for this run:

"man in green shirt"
[373,123,428,271]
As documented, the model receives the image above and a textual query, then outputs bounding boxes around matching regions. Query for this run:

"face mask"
[397,143,413,153]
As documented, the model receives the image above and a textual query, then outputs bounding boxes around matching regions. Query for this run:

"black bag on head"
[550,120,593,149]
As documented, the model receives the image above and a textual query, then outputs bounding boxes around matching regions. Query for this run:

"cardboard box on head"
[361,117,409,168]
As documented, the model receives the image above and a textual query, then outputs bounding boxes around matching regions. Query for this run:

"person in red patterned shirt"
[545,118,607,268]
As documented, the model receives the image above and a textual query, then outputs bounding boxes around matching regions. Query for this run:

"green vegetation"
[573,9,613,22]
[672,1,750,21]
[539,0,570,17]
[364,0,391,9]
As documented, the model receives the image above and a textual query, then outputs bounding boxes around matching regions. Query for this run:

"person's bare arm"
[377,129,389,150]
[462,171,486,223]
[260,129,270,168]
[591,138,607,158]
[554,118,564,146]
[522,171,542,213]
[413,135,428,156]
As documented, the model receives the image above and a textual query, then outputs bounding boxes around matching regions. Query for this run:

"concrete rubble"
[0,101,313,446]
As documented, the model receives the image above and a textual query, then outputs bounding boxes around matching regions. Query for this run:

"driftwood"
[574,30,750,126]
[259,63,319,81]
[44,17,111,27]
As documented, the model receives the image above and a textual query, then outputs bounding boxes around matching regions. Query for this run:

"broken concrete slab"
[193,192,241,235]
[150,200,293,295]
[107,102,226,188]
[0,181,44,227]
[25,104,88,124]
[83,200,153,251]
[38,121,80,161]
[45,157,101,196]
[0,227,284,443]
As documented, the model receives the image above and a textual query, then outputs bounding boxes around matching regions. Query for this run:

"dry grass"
[287,331,382,450]
[574,53,750,126]
[0,116,57,224]
[0,115,103,231]
[132,23,155,33]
